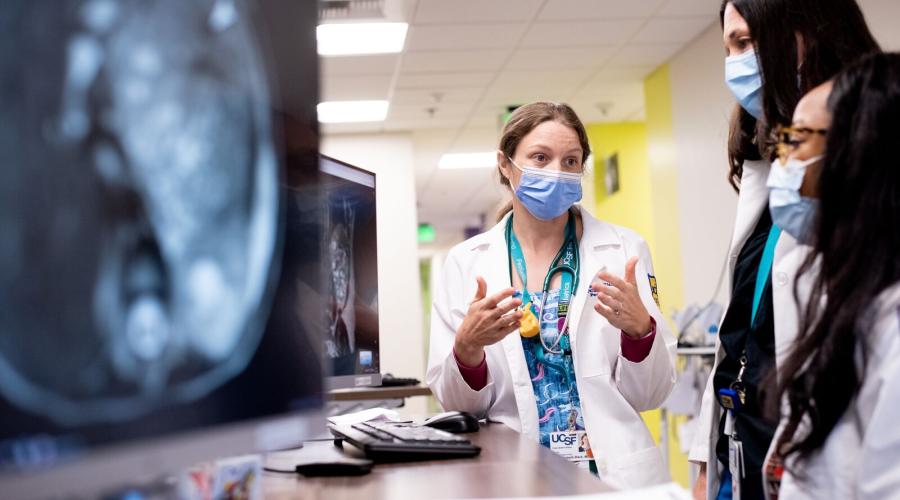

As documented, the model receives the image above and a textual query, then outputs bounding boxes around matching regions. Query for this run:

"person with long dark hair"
[689,1,880,499]
[767,51,900,500]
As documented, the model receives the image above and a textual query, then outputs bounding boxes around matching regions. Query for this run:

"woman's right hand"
[453,277,522,366]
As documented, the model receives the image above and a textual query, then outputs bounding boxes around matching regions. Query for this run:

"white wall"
[320,134,426,415]
[668,23,738,308]
[861,0,900,50]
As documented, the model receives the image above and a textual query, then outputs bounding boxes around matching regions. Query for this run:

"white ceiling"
[319,0,721,249]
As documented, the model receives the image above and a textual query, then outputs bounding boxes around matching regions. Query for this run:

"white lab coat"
[776,282,900,500]
[688,160,817,498]
[426,205,677,490]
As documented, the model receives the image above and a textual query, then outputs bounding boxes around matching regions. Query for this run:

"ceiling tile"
[461,106,507,128]
[401,49,508,73]
[452,126,501,151]
[395,72,495,89]
[571,81,644,102]
[383,117,469,131]
[567,86,645,123]
[468,110,505,128]
[480,69,592,105]
[320,75,393,101]
[406,24,527,52]
[413,0,545,24]
[632,17,714,44]
[320,54,399,77]
[657,0,722,17]
[391,87,484,105]
[417,170,502,216]
[537,0,664,21]
[521,20,644,48]
[586,65,657,83]
[607,44,680,67]
[504,46,614,70]
[625,107,646,121]
[388,102,476,120]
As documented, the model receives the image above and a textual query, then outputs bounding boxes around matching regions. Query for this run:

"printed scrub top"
[519,288,596,473]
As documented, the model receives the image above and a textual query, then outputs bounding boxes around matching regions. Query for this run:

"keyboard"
[379,375,421,387]
[328,421,481,462]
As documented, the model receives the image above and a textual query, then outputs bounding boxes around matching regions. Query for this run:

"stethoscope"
[504,210,580,355]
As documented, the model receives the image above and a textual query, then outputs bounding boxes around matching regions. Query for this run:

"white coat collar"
[463,204,622,255]
[730,159,772,261]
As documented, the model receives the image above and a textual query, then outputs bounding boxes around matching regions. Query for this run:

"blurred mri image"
[0,0,279,426]
[320,163,380,378]
[327,198,356,359]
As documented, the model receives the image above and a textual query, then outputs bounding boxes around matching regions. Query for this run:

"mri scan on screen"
[0,0,278,426]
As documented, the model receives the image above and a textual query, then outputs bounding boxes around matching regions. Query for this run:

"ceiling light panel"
[318,100,389,123]
[317,22,408,56]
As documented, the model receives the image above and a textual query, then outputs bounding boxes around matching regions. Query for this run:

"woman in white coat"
[426,102,677,490]
[766,52,900,500]
[690,2,879,498]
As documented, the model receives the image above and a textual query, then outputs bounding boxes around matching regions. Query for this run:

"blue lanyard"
[506,212,580,391]
[718,223,780,417]
[751,224,781,329]
[505,212,579,312]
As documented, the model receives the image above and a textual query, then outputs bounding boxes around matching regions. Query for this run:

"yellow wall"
[586,64,690,488]
[645,64,689,489]
[589,68,685,318]
[588,122,656,255]
[643,65,685,316]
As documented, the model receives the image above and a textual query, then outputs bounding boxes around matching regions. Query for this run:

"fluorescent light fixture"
[317,100,389,123]
[317,22,408,56]
[438,152,497,170]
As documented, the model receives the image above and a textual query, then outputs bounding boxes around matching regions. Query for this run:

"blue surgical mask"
[767,156,822,244]
[508,158,583,221]
[725,49,763,119]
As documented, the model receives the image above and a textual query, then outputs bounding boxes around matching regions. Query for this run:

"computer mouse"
[423,411,479,433]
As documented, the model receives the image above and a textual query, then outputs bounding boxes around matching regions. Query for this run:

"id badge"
[729,437,744,500]
[549,431,589,463]
[763,455,783,500]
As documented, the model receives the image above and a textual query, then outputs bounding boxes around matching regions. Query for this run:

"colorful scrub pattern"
[519,288,595,472]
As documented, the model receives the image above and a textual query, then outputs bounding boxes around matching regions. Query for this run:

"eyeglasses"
[772,124,828,164]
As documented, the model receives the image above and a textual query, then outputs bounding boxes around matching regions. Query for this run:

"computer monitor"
[319,155,383,389]
[0,0,324,497]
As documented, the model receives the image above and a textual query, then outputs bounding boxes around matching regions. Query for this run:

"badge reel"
[718,355,748,500]
[519,300,540,338]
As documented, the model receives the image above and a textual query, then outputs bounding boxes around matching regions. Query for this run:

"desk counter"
[263,421,614,499]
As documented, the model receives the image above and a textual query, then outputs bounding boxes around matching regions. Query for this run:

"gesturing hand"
[592,257,652,339]
[454,277,522,366]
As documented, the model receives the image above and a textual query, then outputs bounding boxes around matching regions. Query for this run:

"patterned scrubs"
[519,288,595,472]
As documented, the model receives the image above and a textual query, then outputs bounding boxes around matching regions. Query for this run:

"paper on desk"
[462,482,690,500]
[326,407,401,426]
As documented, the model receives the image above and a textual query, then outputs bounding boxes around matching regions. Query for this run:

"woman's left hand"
[592,256,652,339]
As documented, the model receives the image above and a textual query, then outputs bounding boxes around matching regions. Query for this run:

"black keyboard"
[328,421,481,462]
[379,375,420,387]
